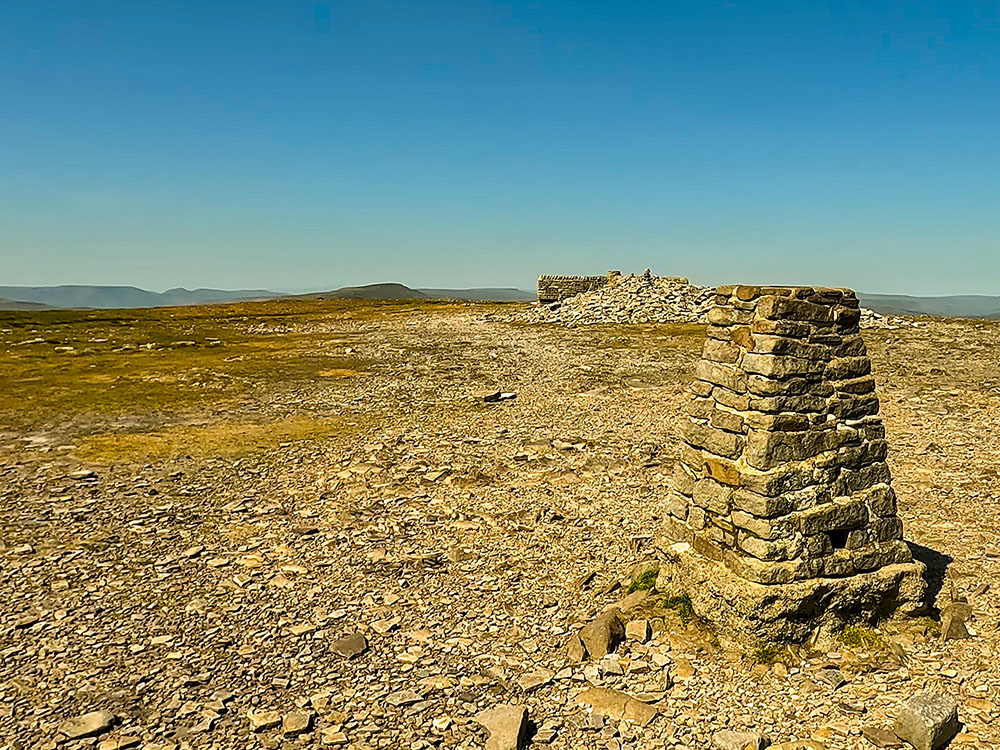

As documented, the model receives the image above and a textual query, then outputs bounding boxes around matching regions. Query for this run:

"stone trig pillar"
[658,285,926,645]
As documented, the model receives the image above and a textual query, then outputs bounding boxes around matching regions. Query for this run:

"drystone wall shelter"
[658,285,926,646]
[537,271,621,303]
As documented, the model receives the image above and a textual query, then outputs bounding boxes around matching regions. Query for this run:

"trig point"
[658,284,926,646]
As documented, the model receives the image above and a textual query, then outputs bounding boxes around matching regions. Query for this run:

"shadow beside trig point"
[906,541,953,616]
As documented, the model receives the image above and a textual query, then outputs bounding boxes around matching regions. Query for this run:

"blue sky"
[2,1,998,294]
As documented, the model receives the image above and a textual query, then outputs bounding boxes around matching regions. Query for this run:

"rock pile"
[657,284,927,646]
[523,271,909,329]
[859,307,922,330]
[525,271,716,325]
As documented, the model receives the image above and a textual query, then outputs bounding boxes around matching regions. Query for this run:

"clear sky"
[2,1,999,294]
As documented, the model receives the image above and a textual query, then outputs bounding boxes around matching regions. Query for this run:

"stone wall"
[537,273,618,303]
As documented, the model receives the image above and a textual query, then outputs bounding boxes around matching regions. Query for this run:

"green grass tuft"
[837,625,883,649]
[660,594,695,623]
[914,616,942,638]
[627,569,658,593]
[750,643,783,664]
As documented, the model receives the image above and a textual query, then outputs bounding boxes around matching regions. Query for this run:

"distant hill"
[858,293,1000,320]
[298,283,429,300]
[296,283,534,301]
[0,282,534,309]
[0,285,280,310]
[419,287,534,301]
[0,297,52,311]
[5,283,998,318]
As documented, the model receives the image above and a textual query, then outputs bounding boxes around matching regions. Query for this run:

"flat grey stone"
[816,667,847,690]
[893,690,959,750]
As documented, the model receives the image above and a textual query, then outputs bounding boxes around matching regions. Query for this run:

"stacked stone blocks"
[537,273,616,303]
[663,285,915,590]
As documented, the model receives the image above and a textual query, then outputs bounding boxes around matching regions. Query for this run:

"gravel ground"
[2,306,998,750]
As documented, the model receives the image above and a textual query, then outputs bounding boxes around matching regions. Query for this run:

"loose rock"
[57,710,115,741]
[282,710,314,737]
[475,704,529,750]
[248,710,282,733]
[330,632,368,659]
[578,608,624,659]
[893,691,960,750]
[713,729,771,750]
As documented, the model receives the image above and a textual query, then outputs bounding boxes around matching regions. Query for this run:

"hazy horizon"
[3,1,999,296]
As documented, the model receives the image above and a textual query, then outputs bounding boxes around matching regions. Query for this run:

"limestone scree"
[656,284,926,646]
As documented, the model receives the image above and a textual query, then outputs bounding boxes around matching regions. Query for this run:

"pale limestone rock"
[475,704,529,750]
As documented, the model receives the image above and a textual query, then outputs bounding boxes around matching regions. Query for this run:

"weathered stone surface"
[756,295,834,323]
[475,704,529,750]
[248,710,282,733]
[625,618,651,643]
[940,600,972,641]
[692,480,734,514]
[709,306,754,326]
[703,456,741,486]
[742,352,827,379]
[744,428,843,468]
[659,286,924,647]
[683,420,745,459]
[565,634,588,662]
[58,710,115,740]
[575,687,658,726]
[713,729,771,750]
[710,407,747,434]
[578,608,625,659]
[893,691,959,750]
[659,544,925,646]
[861,726,903,747]
[748,393,828,414]
[696,360,748,393]
[537,274,612,303]
[386,689,421,707]
[826,356,872,380]
[798,499,869,535]
[282,710,314,737]
[517,668,553,693]
[737,532,803,562]
[330,632,368,659]
[703,338,741,363]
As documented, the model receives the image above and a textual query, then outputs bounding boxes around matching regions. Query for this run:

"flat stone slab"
[58,710,115,740]
[575,687,658,726]
[475,704,529,750]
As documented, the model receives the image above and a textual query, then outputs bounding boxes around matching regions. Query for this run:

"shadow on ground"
[907,541,953,615]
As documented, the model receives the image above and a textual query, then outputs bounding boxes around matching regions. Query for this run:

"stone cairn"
[527,270,716,325]
[524,271,908,329]
[657,285,926,646]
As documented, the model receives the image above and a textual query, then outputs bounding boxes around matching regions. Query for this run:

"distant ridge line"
[2,283,998,318]
[0,283,535,309]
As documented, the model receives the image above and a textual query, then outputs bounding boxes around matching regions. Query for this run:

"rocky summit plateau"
[1,288,998,750]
